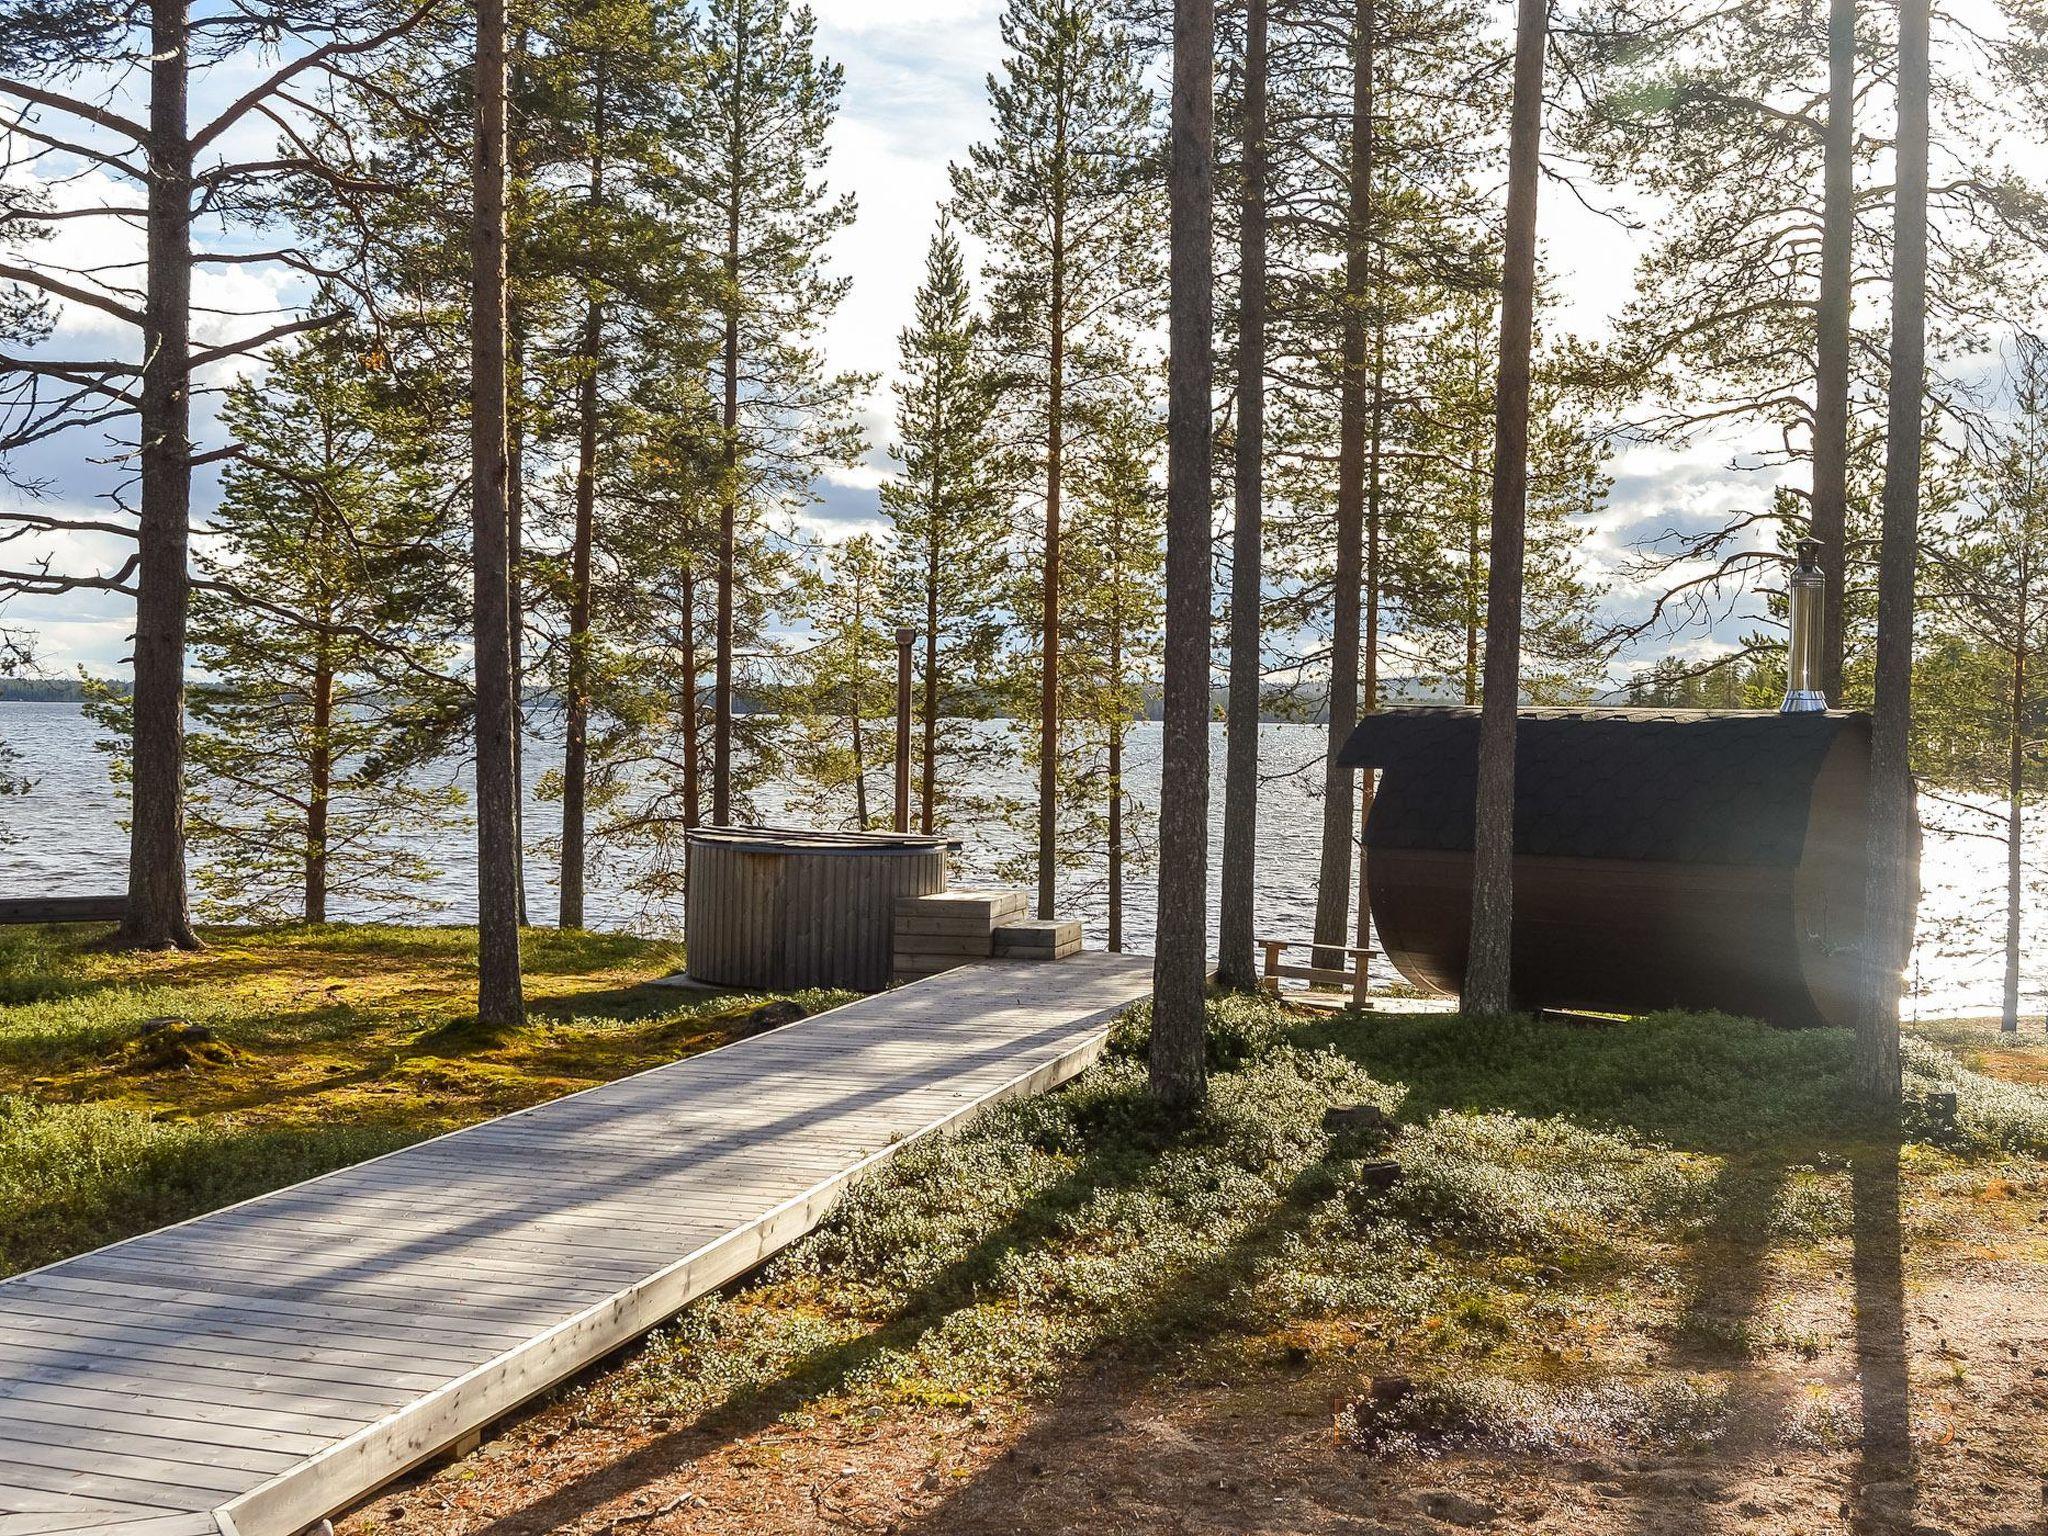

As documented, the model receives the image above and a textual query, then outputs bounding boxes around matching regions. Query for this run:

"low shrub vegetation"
[603,992,2048,1464]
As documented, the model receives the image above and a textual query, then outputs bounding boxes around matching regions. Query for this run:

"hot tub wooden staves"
[683,826,950,994]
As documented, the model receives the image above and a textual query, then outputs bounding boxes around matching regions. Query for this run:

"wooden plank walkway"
[0,953,1152,1536]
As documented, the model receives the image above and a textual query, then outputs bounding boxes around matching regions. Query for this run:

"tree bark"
[921,526,940,834]
[507,310,529,927]
[680,566,701,828]
[1217,0,1266,990]
[1463,0,1548,1016]
[471,0,525,1029]
[560,284,599,928]
[1039,198,1065,920]
[121,0,200,951]
[1313,0,1372,975]
[560,79,606,931]
[1150,0,1214,1114]
[306,655,332,925]
[713,24,745,829]
[1854,0,1927,1099]
[1108,712,1124,953]
[1812,0,1856,702]
[2005,638,2025,1033]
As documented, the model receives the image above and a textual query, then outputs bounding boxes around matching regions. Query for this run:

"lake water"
[0,700,2035,1019]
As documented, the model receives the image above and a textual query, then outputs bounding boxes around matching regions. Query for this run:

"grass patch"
[0,921,792,1276]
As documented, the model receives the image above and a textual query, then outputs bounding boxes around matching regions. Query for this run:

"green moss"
[0,921,749,1276]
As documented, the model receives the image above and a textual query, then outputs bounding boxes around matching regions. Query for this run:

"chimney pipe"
[1781,538,1828,714]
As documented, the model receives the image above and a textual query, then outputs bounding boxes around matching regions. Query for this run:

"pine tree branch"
[188,0,445,155]
[0,262,145,327]
[0,77,149,144]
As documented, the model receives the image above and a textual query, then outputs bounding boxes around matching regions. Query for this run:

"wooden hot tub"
[684,826,949,993]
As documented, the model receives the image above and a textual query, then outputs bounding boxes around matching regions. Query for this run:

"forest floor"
[330,997,2048,1536]
[0,922,826,1275]
[6,927,2048,1535]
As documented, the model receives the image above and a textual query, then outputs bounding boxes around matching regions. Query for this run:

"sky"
[2,0,1778,681]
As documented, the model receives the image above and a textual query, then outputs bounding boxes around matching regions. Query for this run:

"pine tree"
[787,534,897,829]
[674,0,866,827]
[1152,0,1213,1111]
[951,0,1163,920]
[1392,298,1607,705]
[1216,0,1268,990]
[1251,0,1494,960]
[1857,0,1932,1100]
[0,0,435,949]
[473,0,526,1028]
[1464,0,1550,1017]
[880,218,1011,835]
[1918,344,2048,1030]
[1066,389,1166,953]
[183,338,463,923]
[1916,339,2048,1036]
[527,0,702,927]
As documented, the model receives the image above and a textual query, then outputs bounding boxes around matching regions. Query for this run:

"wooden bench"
[0,893,127,925]
[1256,936,1378,1008]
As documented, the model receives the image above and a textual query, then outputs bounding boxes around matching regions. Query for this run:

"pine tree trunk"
[1108,717,1124,953]
[561,287,600,929]
[1855,0,1927,1100]
[921,529,939,835]
[1314,0,1372,975]
[851,694,868,828]
[2005,639,2025,1033]
[471,0,525,1029]
[507,310,529,926]
[507,27,530,928]
[1217,0,1266,991]
[121,0,200,952]
[1150,0,1214,1114]
[306,657,332,926]
[561,91,605,930]
[1463,0,1548,1016]
[680,566,701,828]
[1039,214,1065,921]
[713,26,745,829]
[1812,0,1856,702]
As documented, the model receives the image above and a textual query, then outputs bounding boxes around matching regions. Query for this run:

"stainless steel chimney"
[1781,538,1827,714]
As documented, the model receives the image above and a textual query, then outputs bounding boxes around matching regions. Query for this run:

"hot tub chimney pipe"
[1781,538,1828,714]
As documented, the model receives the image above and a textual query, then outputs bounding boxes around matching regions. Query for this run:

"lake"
[0,700,2034,1019]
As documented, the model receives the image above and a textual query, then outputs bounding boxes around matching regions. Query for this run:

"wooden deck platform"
[0,953,1153,1536]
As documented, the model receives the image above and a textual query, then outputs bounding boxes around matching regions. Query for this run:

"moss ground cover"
[0,922,809,1275]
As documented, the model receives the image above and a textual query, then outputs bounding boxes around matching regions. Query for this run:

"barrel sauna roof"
[1336,707,1869,866]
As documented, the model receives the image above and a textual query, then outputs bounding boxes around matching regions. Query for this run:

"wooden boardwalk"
[0,954,1152,1536]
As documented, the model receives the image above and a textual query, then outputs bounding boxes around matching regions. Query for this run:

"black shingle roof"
[1337,707,1868,867]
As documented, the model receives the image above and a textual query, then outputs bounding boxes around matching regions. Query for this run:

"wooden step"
[894,889,1028,922]
[892,931,995,958]
[992,919,1081,952]
[993,938,1082,962]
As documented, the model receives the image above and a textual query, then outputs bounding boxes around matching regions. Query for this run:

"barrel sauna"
[685,827,949,993]
[1338,708,1908,1028]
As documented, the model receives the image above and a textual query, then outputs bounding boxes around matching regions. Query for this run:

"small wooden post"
[1260,939,1284,995]
[894,626,916,833]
